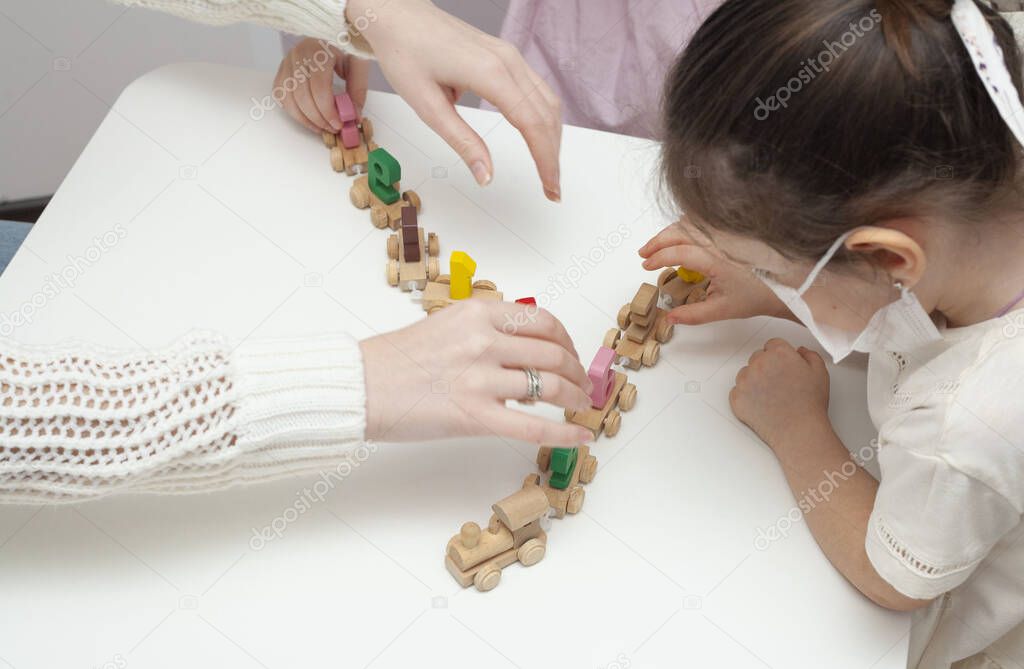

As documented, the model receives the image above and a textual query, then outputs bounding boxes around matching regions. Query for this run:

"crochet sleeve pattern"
[0,331,366,503]
[108,0,374,56]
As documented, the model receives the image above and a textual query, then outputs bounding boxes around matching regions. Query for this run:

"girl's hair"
[661,0,1024,262]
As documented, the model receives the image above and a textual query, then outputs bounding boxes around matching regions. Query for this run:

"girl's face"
[685,219,900,333]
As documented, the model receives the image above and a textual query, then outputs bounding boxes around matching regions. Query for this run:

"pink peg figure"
[335,93,361,149]
[588,347,616,408]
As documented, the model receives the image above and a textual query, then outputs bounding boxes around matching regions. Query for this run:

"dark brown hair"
[661,0,1024,262]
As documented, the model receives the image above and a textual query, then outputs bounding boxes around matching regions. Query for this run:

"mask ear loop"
[797,231,856,295]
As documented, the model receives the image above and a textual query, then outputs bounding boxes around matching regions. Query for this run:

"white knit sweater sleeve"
[0,331,367,503]
[108,0,374,57]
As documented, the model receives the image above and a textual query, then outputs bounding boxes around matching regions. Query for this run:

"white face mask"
[753,231,942,363]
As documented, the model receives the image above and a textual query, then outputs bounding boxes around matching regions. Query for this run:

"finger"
[344,57,370,110]
[332,45,347,78]
[472,59,561,199]
[292,78,332,132]
[281,88,321,133]
[797,346,827,370]
[496,336,590,393]
[639,224,689,258]
[275,60,316,132]
[641,243,715,274]
[728,386,741,413]
[496,369,590,412]
[523,68,561,125]
[764,338,793,352]
[446,85,465,105]
[666,297,726,326]
[516,65,563,199]
[478,407,592,446]
[411,86,493,186]
[310,67,342,131]
[492,305,579,361]
[482,42,561,192]
[485,85,560,201]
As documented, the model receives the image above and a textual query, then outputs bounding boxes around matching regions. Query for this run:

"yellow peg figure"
[421,251,502,314]
[676,266,705,284]
[449,251,477,300]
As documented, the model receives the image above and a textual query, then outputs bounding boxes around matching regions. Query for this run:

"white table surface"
[0,63,909,669]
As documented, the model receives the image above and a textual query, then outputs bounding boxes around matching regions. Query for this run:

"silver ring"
[523,368,543,401]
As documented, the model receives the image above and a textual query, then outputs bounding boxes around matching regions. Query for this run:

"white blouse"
[866,309,1024,669]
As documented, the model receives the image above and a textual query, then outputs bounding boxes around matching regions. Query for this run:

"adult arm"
[111,0,563,200]
[0,301,592,503]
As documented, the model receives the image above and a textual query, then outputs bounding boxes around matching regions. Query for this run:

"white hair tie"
[952,0,1024,147]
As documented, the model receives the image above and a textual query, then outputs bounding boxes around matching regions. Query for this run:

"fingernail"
[584,380,594,394]
[471,161,491,186]
[544,187,561,202]
[330,119,341,130]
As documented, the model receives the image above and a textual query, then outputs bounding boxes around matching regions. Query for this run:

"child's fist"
[729,339,830,448]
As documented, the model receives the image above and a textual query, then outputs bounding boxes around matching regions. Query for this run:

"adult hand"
[347,0,562,201]
[274,37,370,133]
[359,300,593,445]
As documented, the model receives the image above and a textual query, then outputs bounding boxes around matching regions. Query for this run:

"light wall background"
[0,0,506,202]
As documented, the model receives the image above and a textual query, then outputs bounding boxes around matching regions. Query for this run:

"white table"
[0,63,909,669]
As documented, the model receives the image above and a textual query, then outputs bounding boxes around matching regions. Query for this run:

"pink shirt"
[488,0,723,138]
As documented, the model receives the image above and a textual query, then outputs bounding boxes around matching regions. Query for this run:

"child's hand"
[730,339,830,448]
[639,221,792,325]
[348,0,562,199]
[274,38,369,134]
[359,300,594,446]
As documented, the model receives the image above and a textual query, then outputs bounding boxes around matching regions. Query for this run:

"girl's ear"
[845,223,927,287]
